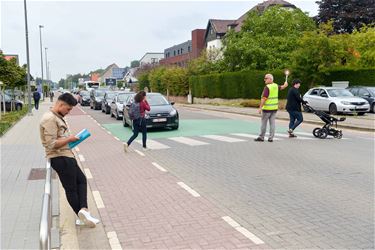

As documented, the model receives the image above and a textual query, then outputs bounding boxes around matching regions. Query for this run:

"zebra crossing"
[134,131,346,150]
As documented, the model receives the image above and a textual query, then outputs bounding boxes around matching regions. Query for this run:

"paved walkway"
[180,104,375,131]
[66,106,270,249]
[0,100,60,249]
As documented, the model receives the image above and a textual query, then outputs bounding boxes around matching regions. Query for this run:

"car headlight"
[341,101,351,105]
[169,109,177,116]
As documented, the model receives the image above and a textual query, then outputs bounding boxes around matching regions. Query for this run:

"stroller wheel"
[318,129,328,139]
[313,128,321,138]
[334,131,343,139]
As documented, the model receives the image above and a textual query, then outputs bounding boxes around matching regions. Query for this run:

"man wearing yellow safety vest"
[254,73,288,142]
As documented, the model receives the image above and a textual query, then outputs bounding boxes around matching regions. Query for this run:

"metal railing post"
[40,160,52,250]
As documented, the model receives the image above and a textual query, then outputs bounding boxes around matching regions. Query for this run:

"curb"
[180,104,375,132]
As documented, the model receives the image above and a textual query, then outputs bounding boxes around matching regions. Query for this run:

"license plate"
[153,118,167,122]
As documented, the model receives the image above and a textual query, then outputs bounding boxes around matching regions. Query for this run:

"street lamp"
[39,25,44,99]
[24,0,32,115]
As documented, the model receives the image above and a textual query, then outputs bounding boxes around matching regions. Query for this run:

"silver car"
[303,87,370,115]
[110,92,134,120]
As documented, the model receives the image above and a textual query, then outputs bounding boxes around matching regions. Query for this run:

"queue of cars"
[78,89,179,130]
[303,86,374,115]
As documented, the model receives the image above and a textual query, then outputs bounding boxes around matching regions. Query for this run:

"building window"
[188,46,191,52]
[181,48,183,54]
[210,28,213,34]
[174,51,176,56]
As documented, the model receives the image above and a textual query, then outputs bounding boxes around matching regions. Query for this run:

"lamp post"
[39,25,44,99]
[45,47,49,93]
[24,0,32,115]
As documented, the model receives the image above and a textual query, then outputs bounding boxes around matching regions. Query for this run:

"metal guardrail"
[39,159,52,250]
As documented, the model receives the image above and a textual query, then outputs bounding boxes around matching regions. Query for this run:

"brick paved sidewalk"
[67,106,270,249]
[179,104,375,131]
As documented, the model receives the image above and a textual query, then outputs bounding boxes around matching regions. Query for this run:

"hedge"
[322,68,375,86]
[190,68,375,99]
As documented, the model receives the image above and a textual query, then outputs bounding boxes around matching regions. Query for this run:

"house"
[204,0,297,50]
[98,63,119,83]
[159,29,206,67]
[139,53,164,67]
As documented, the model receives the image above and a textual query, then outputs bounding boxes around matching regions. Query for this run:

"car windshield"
[368,87,375,95]
[147,94,169,106]
[106,92,116,99]
[117,93,131,102]
[327,89,353,97]
[95,91,105,97]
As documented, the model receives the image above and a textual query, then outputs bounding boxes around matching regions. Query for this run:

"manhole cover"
[28,168,57,180]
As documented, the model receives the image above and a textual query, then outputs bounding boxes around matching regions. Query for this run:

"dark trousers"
[50,156,88,215]
[288,111,303,130]
[127,118,147,148]
[34,99,40,110]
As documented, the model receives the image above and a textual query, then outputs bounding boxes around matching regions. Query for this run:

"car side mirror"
[170,102,175,105]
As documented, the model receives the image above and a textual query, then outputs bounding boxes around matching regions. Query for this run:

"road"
[76,104,374,249]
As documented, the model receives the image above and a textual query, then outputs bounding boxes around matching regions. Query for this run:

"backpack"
[129,102,141,120]
[33,91,40,100]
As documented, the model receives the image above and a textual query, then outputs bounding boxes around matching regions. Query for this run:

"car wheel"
[90,105,93,109]
[116,111,121,120]
[329,103,337,115]
[371,103,375,113]
[123,117,129,127]
[16,104,22,111]
[106,107,110,114]
[357,112,365,116]
[111,111,114,117]
[172,124,179,130]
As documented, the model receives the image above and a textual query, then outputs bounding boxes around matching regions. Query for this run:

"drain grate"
[28,168,57,180]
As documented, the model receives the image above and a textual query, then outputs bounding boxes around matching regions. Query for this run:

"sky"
[1,0,319,82]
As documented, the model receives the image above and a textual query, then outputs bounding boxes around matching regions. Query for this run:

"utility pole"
[39,25,44,99]
[24,0,32,114]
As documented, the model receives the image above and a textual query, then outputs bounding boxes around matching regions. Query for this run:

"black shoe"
[254,137,264,142]
[289,133,297,138]
[268,138,273,142]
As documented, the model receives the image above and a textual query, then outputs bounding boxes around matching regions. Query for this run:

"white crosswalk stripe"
[169,137,209,146]
[274,133,313,140]
[231,133,281,141]
[201,135,246,143]
[136,139,170,150]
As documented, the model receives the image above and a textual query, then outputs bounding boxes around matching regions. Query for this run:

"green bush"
[322,68,375,86]
[0,107,28,136]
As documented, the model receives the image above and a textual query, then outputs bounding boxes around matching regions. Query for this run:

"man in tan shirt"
[40,93,99,227]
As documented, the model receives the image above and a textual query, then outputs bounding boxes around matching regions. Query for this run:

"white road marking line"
[114,137,120,141]
[107,231,122,250]
[78,154,85,162]
[92,191,105,208]
[177,182,200,197]
[152,162,167,172]
[75,147,80,152]
[134,150,145,156]
[201,135,246,143]
[221,216,264,245]
[231,133,282,141]
[169,137,209,146]
[84,168,93,179]
[136,139,170,150]
[274,133,312,140]
[107,131,112,135]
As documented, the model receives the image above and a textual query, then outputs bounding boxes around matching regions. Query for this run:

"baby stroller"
[303,104,346,139]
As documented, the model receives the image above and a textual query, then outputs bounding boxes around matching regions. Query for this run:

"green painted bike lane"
[103,119,292,141]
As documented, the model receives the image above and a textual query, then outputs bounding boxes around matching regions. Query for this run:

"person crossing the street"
[254,73,288,142]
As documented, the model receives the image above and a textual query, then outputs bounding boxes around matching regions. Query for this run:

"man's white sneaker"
[123,143,129,153]
[78,209,99,228]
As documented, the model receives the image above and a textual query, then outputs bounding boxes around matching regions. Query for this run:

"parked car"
[123,92,179,130]
[102,91,117,114]
[347,86,375,113]
[90,89,106,110]
[303,87,370,115]
[79,90,90,106]
[110,92,134,120]
[0,93,24,111]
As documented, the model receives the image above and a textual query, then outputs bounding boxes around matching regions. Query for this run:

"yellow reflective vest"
[262,83,279,111]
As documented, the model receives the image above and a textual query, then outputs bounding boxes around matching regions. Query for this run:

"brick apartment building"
[159,29,206,67]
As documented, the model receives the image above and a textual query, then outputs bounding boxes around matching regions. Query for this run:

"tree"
[316,0,375,34]
[130,60,140,68]
[161,67,189,96]
[223,6,316,71]
[148,67,166,93]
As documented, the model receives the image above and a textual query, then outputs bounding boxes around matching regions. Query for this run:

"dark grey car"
[347,86,375,113]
